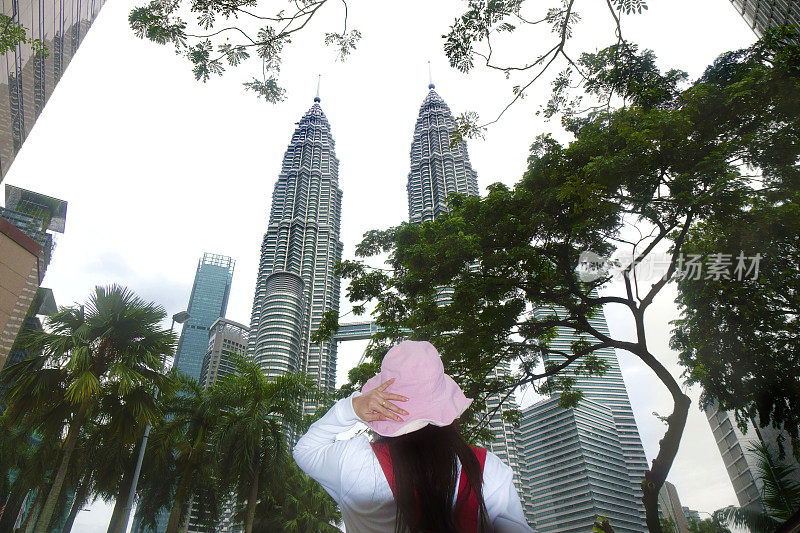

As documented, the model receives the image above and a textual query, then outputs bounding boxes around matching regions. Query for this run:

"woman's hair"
[380,421,489,533]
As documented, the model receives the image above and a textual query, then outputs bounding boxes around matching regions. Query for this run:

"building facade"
[0,0,106,180]
[0,214,40,369]
[248,96,343,400]
[706,403,800,511]
[729,0,799,37]
[199,317,249,390]
[0,184,65,368]
[658,481,690,533]
[405,82,520,480]
[517,395,645,532]
[173,253,234,381]
[517,305,648,531]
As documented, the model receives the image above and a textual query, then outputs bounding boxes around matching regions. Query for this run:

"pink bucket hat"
[361,340,473,437]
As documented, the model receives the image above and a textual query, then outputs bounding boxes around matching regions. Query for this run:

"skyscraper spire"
[314,74,321,103]
[406,86,478,223]
[428,61,435,89]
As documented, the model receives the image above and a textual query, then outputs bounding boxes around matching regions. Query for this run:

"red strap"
[371,442,486,533]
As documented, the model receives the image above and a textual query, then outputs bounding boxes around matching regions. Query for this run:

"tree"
[672,158,800,453]
[213,356,315,533]
[715,442,800,533]
[659,516,677,533]
[135,374,223,533]
[0,14,47,56]
[316,29,800,532]
[127,0,649,122]
[0,285,174,533]
[253,460,341,533]
[687,516,732,533]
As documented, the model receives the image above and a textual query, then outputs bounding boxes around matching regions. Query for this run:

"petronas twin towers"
[247,81,518,463]
[248,83,485,397]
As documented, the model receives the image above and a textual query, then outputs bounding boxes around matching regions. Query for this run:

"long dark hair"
[379,422,489,533]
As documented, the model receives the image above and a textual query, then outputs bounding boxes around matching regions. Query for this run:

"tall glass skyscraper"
[248,96,343,398]
[0,0,107,180]
[516,306,648,530]
[173,253,235,381]
[405,82,519,477]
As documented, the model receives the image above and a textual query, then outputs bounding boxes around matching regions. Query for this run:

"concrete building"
[405,81,520,479]
[0,214,40,368]
[706,406,766,509]
[516,304,648,531]
[658,481,690,533]
[247,95,343,403]
[0,0,107,180]
[173,253,235,381]
[729,0,799,38]
[516,395,644,532]
[706,404,800,511]
[0,184,65,368]
[199,317,249,390]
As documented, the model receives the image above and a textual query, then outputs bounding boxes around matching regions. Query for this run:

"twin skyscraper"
[246,83,649,532]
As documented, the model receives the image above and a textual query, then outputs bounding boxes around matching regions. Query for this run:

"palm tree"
[254,461,341,533]
[0,285,174,533]
[137,374,223,533]
[715,441,800,532]
[212,356,315,533]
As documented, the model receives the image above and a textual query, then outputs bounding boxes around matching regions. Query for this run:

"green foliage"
[687,515,732,533]
[670,25,800,449]
[0,14,48,56]
[0,285,175,533]
[715,442,800,532]
[322,31,799,532]
[659,516,677,533]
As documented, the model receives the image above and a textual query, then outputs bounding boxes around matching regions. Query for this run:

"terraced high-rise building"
[405,82,519,478]
[248,96,343,398]
[406,83,479,223]
[728,0,799,39]
[516,306,648,531]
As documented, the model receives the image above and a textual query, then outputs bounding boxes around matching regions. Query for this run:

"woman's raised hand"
[353,378,409,423]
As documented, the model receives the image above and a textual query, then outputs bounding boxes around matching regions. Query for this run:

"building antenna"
[314,74,321,102]
[428,61,435,89]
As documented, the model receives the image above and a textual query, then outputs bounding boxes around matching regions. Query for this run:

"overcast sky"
[3,0,759,529]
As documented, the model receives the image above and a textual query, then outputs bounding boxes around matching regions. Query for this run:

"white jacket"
[293,392,534,532]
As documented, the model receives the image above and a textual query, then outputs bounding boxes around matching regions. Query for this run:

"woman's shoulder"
[480,450,515,487]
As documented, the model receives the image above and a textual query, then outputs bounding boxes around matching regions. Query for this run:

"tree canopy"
[314,28,800,532]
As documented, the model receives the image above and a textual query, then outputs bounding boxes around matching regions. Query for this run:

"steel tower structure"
[248,96,343,398]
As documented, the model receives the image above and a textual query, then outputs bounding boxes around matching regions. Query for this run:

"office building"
[658,481,690,533]
[706,403,800,510]
[516,395,645,532]
[516,305,648,530]
[0,0,107,180]
[729,0,799,38]
[173,253,234,381]
[199,317,249,389]
[248,96,343,400]
[0,184,65,368]
[405,81,520,476]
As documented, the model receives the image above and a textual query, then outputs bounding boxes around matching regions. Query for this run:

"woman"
[293,340,533,532]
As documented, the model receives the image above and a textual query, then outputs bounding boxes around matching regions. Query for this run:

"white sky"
[2,0,758,529]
